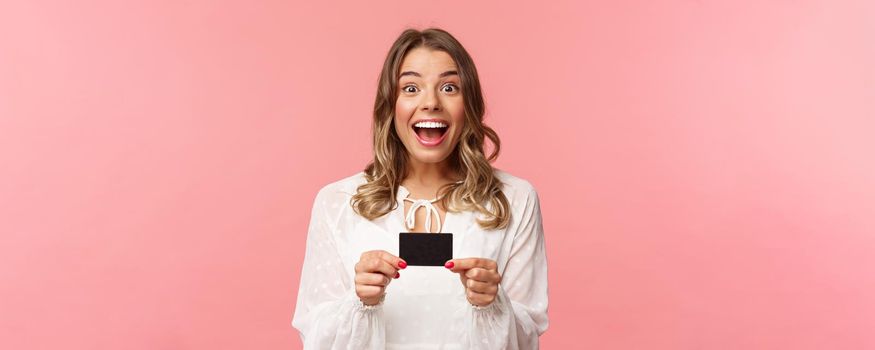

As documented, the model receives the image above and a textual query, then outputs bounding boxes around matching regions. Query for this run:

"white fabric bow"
[403,197,442,233]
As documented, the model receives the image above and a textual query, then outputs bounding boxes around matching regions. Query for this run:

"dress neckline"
[397,184,454,234]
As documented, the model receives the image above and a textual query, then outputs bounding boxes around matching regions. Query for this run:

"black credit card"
[399,233,453,266]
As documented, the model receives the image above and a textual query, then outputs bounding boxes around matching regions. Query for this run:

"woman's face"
[394,47,465,166]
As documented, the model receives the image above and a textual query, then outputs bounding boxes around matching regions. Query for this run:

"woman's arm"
[455,185,549,350]
[291,186,386,349]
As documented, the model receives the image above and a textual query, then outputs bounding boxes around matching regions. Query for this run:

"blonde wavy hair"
[351,28,510,231]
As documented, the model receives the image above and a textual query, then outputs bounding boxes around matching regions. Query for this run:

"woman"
[292,27,548,349]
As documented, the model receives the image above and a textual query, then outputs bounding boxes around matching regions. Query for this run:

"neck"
[403,158,460,187]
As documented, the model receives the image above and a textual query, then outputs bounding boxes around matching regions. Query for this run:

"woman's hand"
[445,258,502,307]
[354,250,407,305]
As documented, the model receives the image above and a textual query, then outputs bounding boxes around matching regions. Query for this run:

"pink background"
[2,0,874,349]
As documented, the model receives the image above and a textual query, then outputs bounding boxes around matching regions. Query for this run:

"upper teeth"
[414,121,448,128]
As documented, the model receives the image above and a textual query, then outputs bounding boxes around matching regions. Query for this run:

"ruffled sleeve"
[456,185,549,349]
[291,186,386,349]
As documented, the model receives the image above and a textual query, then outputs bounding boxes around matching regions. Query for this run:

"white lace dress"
[291,169,549,349]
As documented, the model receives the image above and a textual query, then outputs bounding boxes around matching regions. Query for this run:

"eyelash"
[402,83,459,93]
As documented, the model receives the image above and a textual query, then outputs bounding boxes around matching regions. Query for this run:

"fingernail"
[394,272,400,278]
[398,260,407,269]
[445,261,454,269]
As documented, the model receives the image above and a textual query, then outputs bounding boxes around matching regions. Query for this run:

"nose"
[420,89,441,112]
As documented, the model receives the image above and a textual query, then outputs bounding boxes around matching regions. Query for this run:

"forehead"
[399,47,458,75]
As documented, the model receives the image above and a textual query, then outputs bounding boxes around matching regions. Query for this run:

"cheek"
[450,105,465,134]
[447,97,465,121]
[394,101,413,134]
[395,99,416,116]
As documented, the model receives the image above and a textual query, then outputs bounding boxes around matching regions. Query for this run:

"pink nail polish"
[445,261,454,269]
[398,260,407,269]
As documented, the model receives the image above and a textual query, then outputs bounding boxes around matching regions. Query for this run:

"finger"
[360,257,398,278]
[466,289,496,307]
[376,250,407,270]
[445,258,497,273]
[465,279,498,295]
[465,267,501,283]
[355,272,391,287]
[372,259,399,278]
[362,250,407,270]
[355,284,384,300]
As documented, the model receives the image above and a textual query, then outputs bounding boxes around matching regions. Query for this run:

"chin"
[408,151,452,164]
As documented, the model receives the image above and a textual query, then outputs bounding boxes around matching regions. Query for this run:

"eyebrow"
[399,70,459,78]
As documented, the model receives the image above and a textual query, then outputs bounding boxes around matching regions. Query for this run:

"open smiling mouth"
[412,120,449,146]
